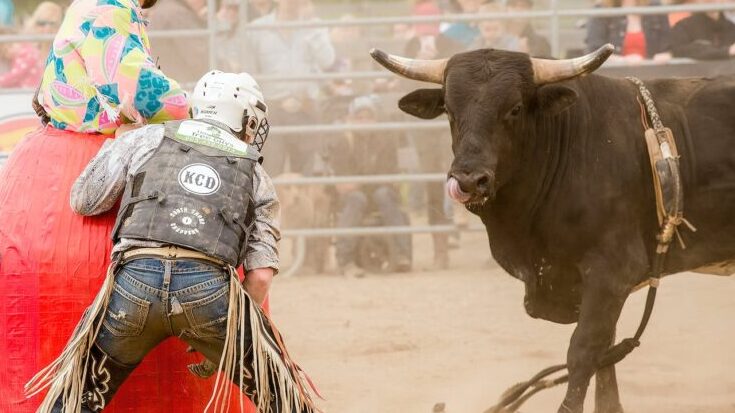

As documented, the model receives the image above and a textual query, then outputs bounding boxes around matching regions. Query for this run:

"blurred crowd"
[2,0,735,275]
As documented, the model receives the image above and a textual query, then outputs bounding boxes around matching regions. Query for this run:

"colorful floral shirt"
[39,0,190,135]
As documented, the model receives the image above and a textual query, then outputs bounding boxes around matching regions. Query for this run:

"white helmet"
[190,70,270,150]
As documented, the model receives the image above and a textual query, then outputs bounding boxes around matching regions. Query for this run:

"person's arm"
[669,18,731,60]
[78,6,189,125]
[70,125,163,215]
[244,163,281,306]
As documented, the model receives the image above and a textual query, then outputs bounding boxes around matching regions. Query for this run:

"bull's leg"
[558,283,627,413]
[558,238,644,413]
[594,362,624,413]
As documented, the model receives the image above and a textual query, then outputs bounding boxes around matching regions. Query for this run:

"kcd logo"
[178,163,221,195]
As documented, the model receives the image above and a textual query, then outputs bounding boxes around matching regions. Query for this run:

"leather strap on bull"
[484,78,694,413]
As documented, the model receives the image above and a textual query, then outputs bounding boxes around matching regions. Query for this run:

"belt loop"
[163,260,172,289]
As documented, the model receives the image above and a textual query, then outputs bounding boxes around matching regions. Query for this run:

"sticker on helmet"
[169,207,206,236]
[178,163,221,195]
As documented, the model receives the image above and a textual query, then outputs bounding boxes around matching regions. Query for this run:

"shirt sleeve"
[245,163,281,273]
[78,5,190,124]
[70,125,163,216]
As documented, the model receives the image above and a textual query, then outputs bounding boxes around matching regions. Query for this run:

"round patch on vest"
[169,207,206,236]
[178,163,221,195]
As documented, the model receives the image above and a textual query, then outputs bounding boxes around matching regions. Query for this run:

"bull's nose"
[453,171,493,196]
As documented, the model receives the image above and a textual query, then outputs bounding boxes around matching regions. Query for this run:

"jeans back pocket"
[103,283,151,337]
[181,284,230,339]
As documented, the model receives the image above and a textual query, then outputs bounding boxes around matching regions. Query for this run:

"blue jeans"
[52,258,271,412]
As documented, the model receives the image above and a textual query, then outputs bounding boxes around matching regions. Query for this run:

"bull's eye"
[510,104,522,117]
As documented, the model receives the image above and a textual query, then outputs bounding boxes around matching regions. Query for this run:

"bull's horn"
[531,44,614,85]
[370,48,447,85]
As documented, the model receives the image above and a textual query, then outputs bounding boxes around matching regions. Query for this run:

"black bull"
[371,44,735,413]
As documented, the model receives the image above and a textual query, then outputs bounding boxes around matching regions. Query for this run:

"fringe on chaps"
[25,263,321,413]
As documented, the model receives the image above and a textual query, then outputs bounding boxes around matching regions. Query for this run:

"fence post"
[207,0,217,70]
[550,0,560,58]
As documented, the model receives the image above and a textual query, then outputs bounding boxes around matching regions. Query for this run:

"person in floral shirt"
[38,0,189,133]
[0,1,198,411]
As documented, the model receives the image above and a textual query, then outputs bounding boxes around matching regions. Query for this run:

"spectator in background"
[0,0,13,26]
[405,0,462,59]
[443,0,483,48]
[472,2,524,51]
[506,0,551,56]
[0,28,42,88]
[147,0,208,83]
[24,1,63,58]
[243,0,336,176]
[330,95,412,277]
[669,0,735,59]
[586,0,670,63]
[0,2,63,88]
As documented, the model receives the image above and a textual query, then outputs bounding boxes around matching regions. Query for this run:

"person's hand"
[244,267,274,307]
[115,123,143,138]
[729,43,735,56]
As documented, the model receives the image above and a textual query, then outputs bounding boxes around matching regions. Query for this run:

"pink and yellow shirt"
[39,0,190,135]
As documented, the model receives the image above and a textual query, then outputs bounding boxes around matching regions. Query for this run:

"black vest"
[113,120,262,267]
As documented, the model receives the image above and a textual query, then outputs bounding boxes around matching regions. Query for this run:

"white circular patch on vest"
[178,163,221,195]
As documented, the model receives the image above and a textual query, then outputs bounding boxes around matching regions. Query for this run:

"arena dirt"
[272,231,735,413]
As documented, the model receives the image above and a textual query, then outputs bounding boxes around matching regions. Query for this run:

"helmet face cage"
[253,118,270,152]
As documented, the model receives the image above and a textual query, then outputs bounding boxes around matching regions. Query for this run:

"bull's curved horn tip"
[369,48,385,60]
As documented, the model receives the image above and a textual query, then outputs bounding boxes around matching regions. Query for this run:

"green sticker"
[174,121,250,156]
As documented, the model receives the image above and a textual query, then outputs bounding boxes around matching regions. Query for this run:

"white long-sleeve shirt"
[70,124,281,272]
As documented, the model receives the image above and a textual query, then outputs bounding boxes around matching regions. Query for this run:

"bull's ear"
[536,85,578,116]
[398,88,445,119]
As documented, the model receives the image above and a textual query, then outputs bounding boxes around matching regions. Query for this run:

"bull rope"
[484,77,695,413]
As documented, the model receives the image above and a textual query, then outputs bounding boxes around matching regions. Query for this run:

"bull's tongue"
[446,177,472,203]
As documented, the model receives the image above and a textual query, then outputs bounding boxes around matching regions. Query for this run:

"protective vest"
[113,119,262,267]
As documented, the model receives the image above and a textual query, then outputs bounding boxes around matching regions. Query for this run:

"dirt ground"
[271,231,735,413]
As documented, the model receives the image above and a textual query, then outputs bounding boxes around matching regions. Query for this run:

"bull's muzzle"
[447,171,495,204]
